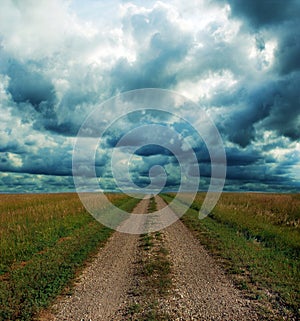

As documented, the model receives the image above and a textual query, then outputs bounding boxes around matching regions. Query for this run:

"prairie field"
[1,192,299,320]
[162,192,300,319]
[0,193,139,321]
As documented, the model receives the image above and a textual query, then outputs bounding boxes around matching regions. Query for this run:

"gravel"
[156,196,259,321]
[43,198,149,321]
[41,196,259,320]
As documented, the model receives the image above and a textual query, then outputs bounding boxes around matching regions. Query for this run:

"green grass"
[130,232,172,321]
[140,233,172,296]
[0,193,139,321]
[147,196,157,213]
[141,233,154,250]
[161,192,300,320]
[123,197,172,321]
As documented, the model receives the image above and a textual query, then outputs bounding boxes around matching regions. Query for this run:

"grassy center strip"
[122,196,173,321]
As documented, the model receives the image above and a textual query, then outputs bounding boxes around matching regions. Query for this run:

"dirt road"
[44,198,149,321]
[43,196,258,320]
[156,196,259,320]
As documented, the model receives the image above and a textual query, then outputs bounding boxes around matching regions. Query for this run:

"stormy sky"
[0,0,299,193]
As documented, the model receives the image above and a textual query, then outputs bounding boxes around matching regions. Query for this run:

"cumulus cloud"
[0,0,299,192]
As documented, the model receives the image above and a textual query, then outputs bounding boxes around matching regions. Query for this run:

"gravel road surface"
[42,196,259,320]
[43,198,149,321]
[156,196,259,320]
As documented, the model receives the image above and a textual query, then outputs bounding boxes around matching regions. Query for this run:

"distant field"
[1,192,299,320]
[0,193,139,321]
[162,192,300,320]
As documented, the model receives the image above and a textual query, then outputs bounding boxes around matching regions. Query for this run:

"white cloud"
[0,0,67,59]
[6,152,23,168]
[0,0,299,192]
[175,70,238,102]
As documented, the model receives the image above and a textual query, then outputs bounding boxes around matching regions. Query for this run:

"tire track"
[41,195,260,321]
[156,196,259,321]
[41,198,149,321]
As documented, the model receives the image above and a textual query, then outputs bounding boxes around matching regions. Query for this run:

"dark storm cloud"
[220,82,275,147]
[130,164,180,189]
[221,71,300,147]
[7,61,56,109]
[230,0,300,77]
[4,59,95,136]
[0,172,75,193]
[111,6,192,91]
[217,0,300,75]
[274,23,300,75]
[225,162,293,188]
[4,60,62,132]
[226,147,260,166]
[135,144,173,157]
[0,137,25,154]
[260,73,300,140]
[221,0,300,28]
[0,149,71,177]
[209,0,300,147]
[0,0,299,193]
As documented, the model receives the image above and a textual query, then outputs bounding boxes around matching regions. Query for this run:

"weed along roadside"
[37,193,287,320]
[1,192,298,320]
[118,194,262,320]
[41,197,149,320]
[0,193,139,321]
[161,192,300,320]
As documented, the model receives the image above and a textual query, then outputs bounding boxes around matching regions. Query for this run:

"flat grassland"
[162,192,300,319]
[0,193,139,321]
[1,192,299,320]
